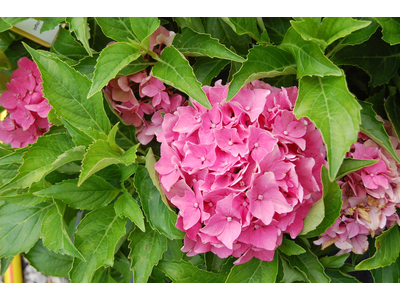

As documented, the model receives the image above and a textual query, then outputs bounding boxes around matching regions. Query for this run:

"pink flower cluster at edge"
[104,26,184,145]
[314,124,400,255]
[154,80,327,265]
[0,57,52,148]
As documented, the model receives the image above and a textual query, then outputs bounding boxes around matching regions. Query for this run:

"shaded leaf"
[325,269,360,283]
[66,17,92,56]
[193,56,229,86]
[128,222,167,283]
[70,205,126,282]
[221,17,260,41]
[371,256,400,283]
[320,253,350,269]
[374,17,400,45]
[50,27,88,61]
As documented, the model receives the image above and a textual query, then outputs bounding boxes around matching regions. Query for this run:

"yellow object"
[3,254,23,283]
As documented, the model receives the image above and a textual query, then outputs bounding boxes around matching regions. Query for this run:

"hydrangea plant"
[1,17,400,283]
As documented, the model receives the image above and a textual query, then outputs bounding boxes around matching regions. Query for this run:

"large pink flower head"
[314,127,400,255]
[155,80,327,264]
[0,57,52,148]
[104,69,187,145]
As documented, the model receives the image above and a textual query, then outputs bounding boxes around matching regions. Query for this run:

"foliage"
[0,16,400,283]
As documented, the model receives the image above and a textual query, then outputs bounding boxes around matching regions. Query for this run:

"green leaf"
[0,134,85,192]
[50,27,88,61]
[384,92,400,141]
[226,256,279,283]
[359,100,400,163]
[291,17,371,50]
[0,202,53,257]
[157,260,227,283]
[285,249,330,283]
[226,45,296,101]
[0,18,12,33]
[115,188,145,232]
[221,17,260,41]
[336,158,378,180]
[203,17,251,56]
[129,17,160,46]
[61,117,94,148]
[26,45,111,137]
[152,45,211,109]
[70,205,126,283]
[371,256,400,283]
[263,17,292,45]
[356,225,400,270]
[117,55,150,77]
[35,175,120,210]
[40,17,65,33]
[173,27,245,62]
[173,17,205,33]
[88,42,141,98]
[128,222,167,283]
[278,236,306,256]
[280,255,308,283]
[301,166,342,238]
[71,54,98,79]
[299,196,324,236]
[78,140,138,186]
[320,253,350,269]
[24,239,73,278]
[40,199,84,260]
[374,17,400,45]
[95,17,137,43]
[193,57,229,86]
[295,72,361,180]
[134,165,184,240]
[0,256,13,276]
[0,163,19,186]
[280,27,342,78]
[325,269,361,283]
[66,17,92,56]
[331,32,400,87]
[0,179,50,207]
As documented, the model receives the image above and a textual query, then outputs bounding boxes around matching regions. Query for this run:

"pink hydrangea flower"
[155,80,326,264]
[104,69,187,145]
[314,126,400,255]
[0,57,52,148]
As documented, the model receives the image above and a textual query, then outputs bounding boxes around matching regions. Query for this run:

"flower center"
[227,216,232,222]
[193,203,199,208]
[245,106,250,111]
[228,140,233,146]
[283,130,288,135]
[258,195,264,200]
[254,142,259,148]
[240,181,245,187]
[201,156,205,161]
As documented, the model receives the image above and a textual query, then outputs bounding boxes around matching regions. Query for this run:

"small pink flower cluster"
[315,129,400,255]
[104,70,186,145]
[155,80,326,264]
[0,57,52,148]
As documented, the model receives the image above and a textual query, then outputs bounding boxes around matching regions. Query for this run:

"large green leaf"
[374,17,400,45]
[359,100,400,162]
[0,163,19,186]
[152,45,211,109]
[285,250,330,283]
[325,269,360,283]
[295,73,361,180]
[115,188,145,232]
[371,256,400,283]
[35,175,120,210]
[356,225,400,270]
[78,140,138,186]
[0,18,12,33]
[40,17,65,33]
[88,42,141,98]
[157,260,227,283]
[50,27,88,61]
[301,166,342,238]
[226,45,296,101]
[0,134,85,192]
[95,17,138,43]
[173,17,205,33]
[320,253,350,269]
[24,239,73,278]
[278,236,306,256]
[25,44,111,138]
[129,17,160,46]
[221,17,260,41]
[225,255,279,283]
[384,92,400,141]
[331,32,400,87]
[291,17,371,50]
[40,199,84,260]
[134,165,184,240]
[263,17,292,45]
[70,205,126,283]
[173,27,245,62]
[66,17,92,56]
[280,27,342,78]
[0,202,53,257]
[0,179,50,207]
[128,222,167,283]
